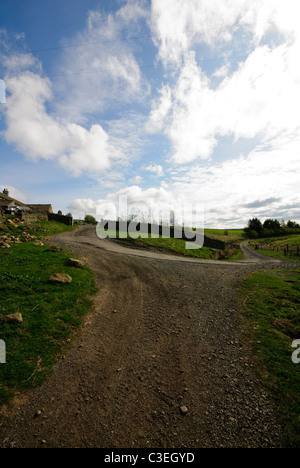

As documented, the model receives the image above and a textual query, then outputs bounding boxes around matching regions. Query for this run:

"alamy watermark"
[0,79,5,104]
[292,339,300,364]
[96,196,204,249]
[0,340,6,364]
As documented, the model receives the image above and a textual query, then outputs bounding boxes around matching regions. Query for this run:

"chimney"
[3,188,9,197]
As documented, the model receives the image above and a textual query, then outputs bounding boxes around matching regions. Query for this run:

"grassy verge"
[241,268,300,447]
[227,248,243,261]
[134,235,215,259]
[0,222,96,408]
[104,228,242,261]
[248,235,300,263]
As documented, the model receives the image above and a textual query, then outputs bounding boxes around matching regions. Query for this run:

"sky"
[0,0,300,228]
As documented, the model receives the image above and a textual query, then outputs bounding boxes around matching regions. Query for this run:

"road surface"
[0,226,294,448]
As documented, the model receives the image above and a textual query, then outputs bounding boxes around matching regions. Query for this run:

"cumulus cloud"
[151,0,250,67]
[4,71,123,176]
[151,0,300,67]
[69,131,300,226]
[1,3,149,178]
[148,0,300,165]
[169,135,300,226]
[69,182,205,227]
[69,185,176,220]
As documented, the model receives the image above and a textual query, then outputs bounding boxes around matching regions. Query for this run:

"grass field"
[204,228,245,242]
[241,268,300,447]
[248,235,300,263]
[101,226,243,260]
[0,221,96,408]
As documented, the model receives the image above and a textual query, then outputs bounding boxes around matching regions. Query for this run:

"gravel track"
[0,226,296,448]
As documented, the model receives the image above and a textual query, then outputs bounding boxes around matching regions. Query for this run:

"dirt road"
[0,226,293,448]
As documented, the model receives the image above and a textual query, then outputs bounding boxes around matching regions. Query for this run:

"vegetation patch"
[105,227,242,261]
[0,222,96,409]
[248,235,300,263]
[204,228,245,242]
[241,268,300,447]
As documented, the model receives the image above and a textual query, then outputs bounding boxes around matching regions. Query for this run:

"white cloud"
[169,133,300,227]
[151,0,251,67]
[129,175,143,184]
[1,3,151,179]
[147,85,172,133]
[144,163,164,177]
[54,5,149,122]
[4,71,124,176]
[151,0,300,67]
[68,127,300,226]
[148,0,300,165]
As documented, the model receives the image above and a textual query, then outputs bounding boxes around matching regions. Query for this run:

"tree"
[263,219,280,231]
[247,218,263,234]
[84,214,96,224]
[287,220,300,229]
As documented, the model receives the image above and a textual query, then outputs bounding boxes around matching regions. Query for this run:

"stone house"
[0,189,53,214]
[0,189,73,225]
[26,204,53,214]
[0,189,28,210]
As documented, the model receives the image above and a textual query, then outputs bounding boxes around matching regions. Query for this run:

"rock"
[1,242,11,249]
[67,258,85,268]
[49,246,63,251]
[180,405,188,415]
[49,273,72,284]
[0,312,23,324]
[6,219,16,227]
[33,242,44,246]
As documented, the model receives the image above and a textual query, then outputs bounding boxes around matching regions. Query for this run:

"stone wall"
[17,212,48,223]
[48,213,73,226]
[11,211,73,226]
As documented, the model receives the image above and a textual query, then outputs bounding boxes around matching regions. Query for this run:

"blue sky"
[0,0,300,227]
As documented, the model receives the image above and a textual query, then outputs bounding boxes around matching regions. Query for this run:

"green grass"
[1,217,74,238]
[136,235,214,259]
[248,235,300,263]
[227,248,243,261]
[241,269,300,447]
[100,227,215,259]
[101,227,243,261]
[0,223,96,408]
[205,228,245,242]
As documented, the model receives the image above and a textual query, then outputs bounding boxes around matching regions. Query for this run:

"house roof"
[26,204,53,213]
[0,200,14,207]
[0,192,53,213]
[0,192,27,207]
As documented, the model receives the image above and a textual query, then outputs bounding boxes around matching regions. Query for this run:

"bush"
[84,214,97,224]
[246,229,259,239]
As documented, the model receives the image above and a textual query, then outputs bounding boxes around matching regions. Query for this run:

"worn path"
[0,226,295,448]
